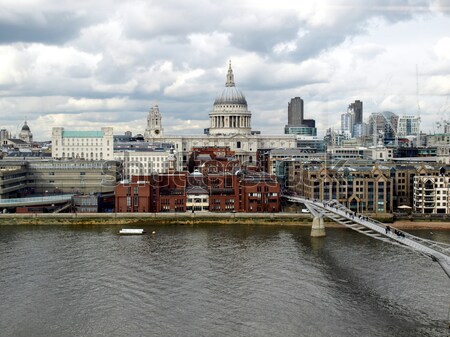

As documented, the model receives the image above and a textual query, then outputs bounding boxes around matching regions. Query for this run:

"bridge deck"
[0,194,75,208]
[284,195,450,279]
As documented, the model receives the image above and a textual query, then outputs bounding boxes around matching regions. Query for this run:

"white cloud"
[434,37,450,59]
[273,41,298,55]
[0,0,449,139]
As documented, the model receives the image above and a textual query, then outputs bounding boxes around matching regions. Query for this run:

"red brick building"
[114,163,281,213]
[115,173,187,213]
[156,172,187,212]
[208,172,239,212]
[115,176,153,213]
[238,172,281,212]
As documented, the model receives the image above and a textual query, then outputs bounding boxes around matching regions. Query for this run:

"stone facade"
[144,104,164,139]
[114,148,175,179]
[52,127,114,160]
[414,169,450,214]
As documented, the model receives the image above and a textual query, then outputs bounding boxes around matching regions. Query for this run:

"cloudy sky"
[1,0,449,140]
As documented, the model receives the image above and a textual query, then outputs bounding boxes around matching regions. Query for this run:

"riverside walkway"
[284,195,450,279]
[0,194,74,208]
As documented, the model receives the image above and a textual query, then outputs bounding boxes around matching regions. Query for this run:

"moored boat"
[119,229,145,235]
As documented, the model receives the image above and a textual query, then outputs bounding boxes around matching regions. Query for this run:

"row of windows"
[57,152,111,160]
[248,192,278,197]
[187,198,208,203]
[47,172,86,176]
[58,149,110,154]
[125,162,168,168]
[56,139,110,146]
[29,163,106,169]
[128,168,165,174]
[160,198,185,205]
[211,199,235,204]
[121,157,168,162]
[58,148,110,152]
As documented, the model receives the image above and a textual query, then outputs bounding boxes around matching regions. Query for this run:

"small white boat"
[119,228,145,235]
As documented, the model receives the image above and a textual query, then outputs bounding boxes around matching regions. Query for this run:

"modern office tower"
[349,100,363,125]
[284,97,316,136]
[341,111,354,137]
[287,97,304,126]
[352,122,368,138]
[368,111,399,143]
[397,115,421,137]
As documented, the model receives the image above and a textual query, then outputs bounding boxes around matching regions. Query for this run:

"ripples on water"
[0,224,449,337]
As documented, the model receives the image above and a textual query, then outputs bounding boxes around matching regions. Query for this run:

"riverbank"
[0,212,449,230]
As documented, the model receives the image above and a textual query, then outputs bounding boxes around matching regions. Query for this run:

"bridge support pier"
[311,215,326,237]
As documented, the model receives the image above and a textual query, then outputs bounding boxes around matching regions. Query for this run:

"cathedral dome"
[21,122,30,131]
[209,61,252,135]
[214,86,247,105]
[213,61,247,106]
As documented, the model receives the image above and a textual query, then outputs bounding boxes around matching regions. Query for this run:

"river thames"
[0,224,449,337]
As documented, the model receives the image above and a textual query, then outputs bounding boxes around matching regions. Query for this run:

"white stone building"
[397,115,420,137]
[436,144,450,164]
[114,148,178,179]
[52,127,114,160]
[144,62,297,167]
[414,174,450,214]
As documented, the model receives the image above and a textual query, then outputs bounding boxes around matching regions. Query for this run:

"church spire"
[226,60,235,87]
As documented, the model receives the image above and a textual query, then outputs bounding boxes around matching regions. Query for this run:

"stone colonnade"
[211,115,250,128]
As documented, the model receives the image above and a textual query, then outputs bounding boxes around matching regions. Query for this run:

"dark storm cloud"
[0,12,89,44]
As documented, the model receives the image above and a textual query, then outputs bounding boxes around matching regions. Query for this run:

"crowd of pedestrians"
[320,199,407,239]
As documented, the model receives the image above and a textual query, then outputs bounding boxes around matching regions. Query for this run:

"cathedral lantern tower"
[144,104,164,140]
[209,61,252,135]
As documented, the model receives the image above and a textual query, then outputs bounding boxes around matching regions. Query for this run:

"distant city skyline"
[0,1,449,141]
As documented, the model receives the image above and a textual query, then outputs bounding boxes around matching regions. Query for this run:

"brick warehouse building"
[238,172,281,212]
[115,173,187,213]
[114,165,280,213]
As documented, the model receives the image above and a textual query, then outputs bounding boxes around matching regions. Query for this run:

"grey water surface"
[0,224,449,337]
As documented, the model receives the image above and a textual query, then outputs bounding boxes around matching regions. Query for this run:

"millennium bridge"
[0,194,74,208]
[284,195,450,280]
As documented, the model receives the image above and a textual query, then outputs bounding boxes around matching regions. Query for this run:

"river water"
[0,224,449,337]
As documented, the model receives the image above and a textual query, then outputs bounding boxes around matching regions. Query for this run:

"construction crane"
[416,65,421,146]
